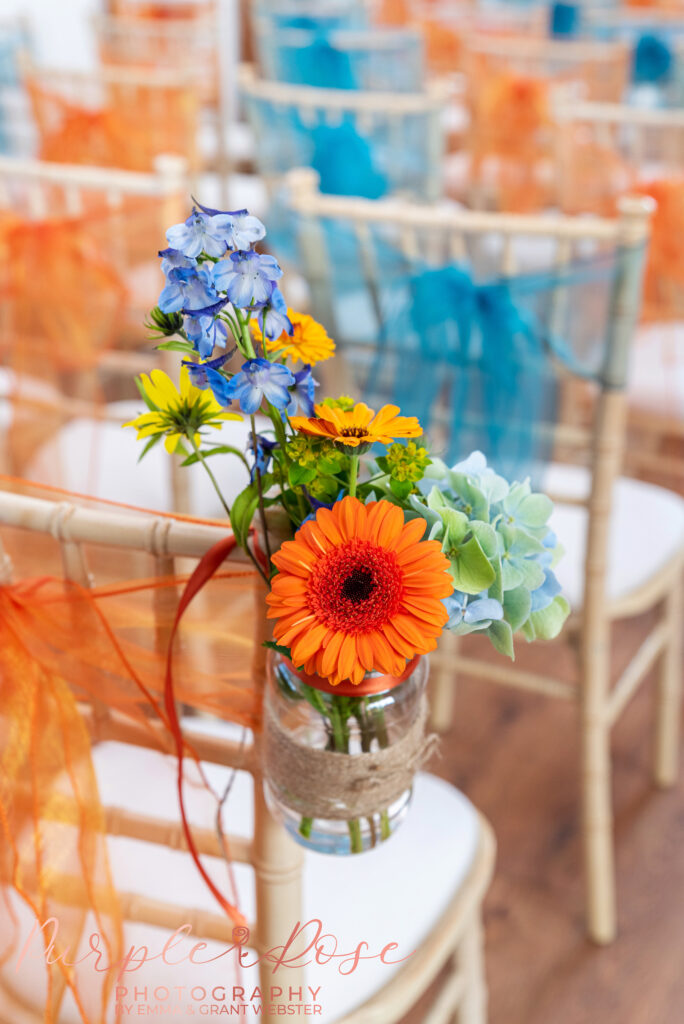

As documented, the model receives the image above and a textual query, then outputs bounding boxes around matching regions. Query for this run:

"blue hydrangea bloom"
[213,251,283,308]
[286,365,318,417]
[444,591,504,630]
[254,287,292,340]
[194,200,266,250]
[221,358,295,415]
[166,208,236,259]
[529,569,562,613]
[248,434,279,479]
[181,352,232,389]
[159,264,217,314]
[185,314,229,359]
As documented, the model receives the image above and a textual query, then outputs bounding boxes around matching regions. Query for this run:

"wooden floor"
[403,611,684,1024]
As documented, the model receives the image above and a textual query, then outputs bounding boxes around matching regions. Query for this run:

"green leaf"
[230,473,274,549]
[181,445,249,469]
[135,376,159,412]
[390,477,413,500]
[288,462,317,487]
[488,619,514,659]
[155,339,196,353]
[263,641,292,658]
[524,595,571,641]
[503,585,532,632]
[137,432,162,462]
[375,455,389,473]
[449,536,496,595]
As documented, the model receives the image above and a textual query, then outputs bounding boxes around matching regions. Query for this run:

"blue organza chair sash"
[312,236,642,481]
[265,27,424,92]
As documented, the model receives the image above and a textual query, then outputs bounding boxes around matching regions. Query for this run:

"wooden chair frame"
[0,488,495,1023]
[283,168,681,946]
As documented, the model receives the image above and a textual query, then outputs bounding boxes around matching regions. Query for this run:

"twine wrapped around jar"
[263,696,439,820]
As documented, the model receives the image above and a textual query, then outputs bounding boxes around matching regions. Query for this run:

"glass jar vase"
[263,651,430,855]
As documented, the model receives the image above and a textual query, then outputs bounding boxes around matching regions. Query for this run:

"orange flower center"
[307,540,404,635]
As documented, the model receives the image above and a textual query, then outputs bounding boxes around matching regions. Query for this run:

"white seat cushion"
[23,400,269,518]
[544,464,684,610]
[629,321,684,420]
[3,726,480,1024]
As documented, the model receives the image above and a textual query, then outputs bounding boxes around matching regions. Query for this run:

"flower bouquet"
[126,201,570,854]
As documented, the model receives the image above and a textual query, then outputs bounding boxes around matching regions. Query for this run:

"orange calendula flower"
[290,402,422,450]
[266,496,453,686]
[253,309,335,366]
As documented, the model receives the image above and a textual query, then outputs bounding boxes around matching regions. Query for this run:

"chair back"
[93,11,219,104]
[0,483,303,1020]
[23,58,201,175]
[584,6,684,103]
[555,100,684,320]
[284,165,652,470]
[0,155,187,483]
[254,23,425,92]
[465,33,630,102]
[284,165,653,655]
[239,62,449,201]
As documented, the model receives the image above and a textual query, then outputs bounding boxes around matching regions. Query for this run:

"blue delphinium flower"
[185,314,229,359]
[159,263,218,314]
[166,208,235,259]
[159,247,197,276]
[254,287,292,341]
[213,251,283,308]
[286,365,317,417]
[248,434,279,479]
[181,352,232,390]
[221,358,295,414]
[194,200,266,250]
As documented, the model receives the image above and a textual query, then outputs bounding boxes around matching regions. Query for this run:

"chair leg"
[581,712,617,944]
[653,572,683,789]
[430,631,459,733]
[457,909,487,1024]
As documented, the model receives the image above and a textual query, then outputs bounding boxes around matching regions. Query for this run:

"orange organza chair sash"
[0,486,261,1022]
[633,179,684,322]
[469,67,552,211]
[26,77,199,174]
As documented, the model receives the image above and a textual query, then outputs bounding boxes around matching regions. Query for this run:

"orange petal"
[290,623,329,664]
[320,630,345,678]
[390,516,427,551]
[337,633,358,681]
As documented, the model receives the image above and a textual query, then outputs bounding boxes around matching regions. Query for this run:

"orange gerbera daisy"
[266,496,453,685]
[290,402,422,450]
[252,309,335,365]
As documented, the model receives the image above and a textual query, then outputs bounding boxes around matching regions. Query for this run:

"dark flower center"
[307,540,404,634]
[340,426,368,438]
[341,568,375,603]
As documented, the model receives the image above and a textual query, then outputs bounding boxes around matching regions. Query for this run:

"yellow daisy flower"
[290,402,422,451]
[252,309,335,366]
[124,367,242,454]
